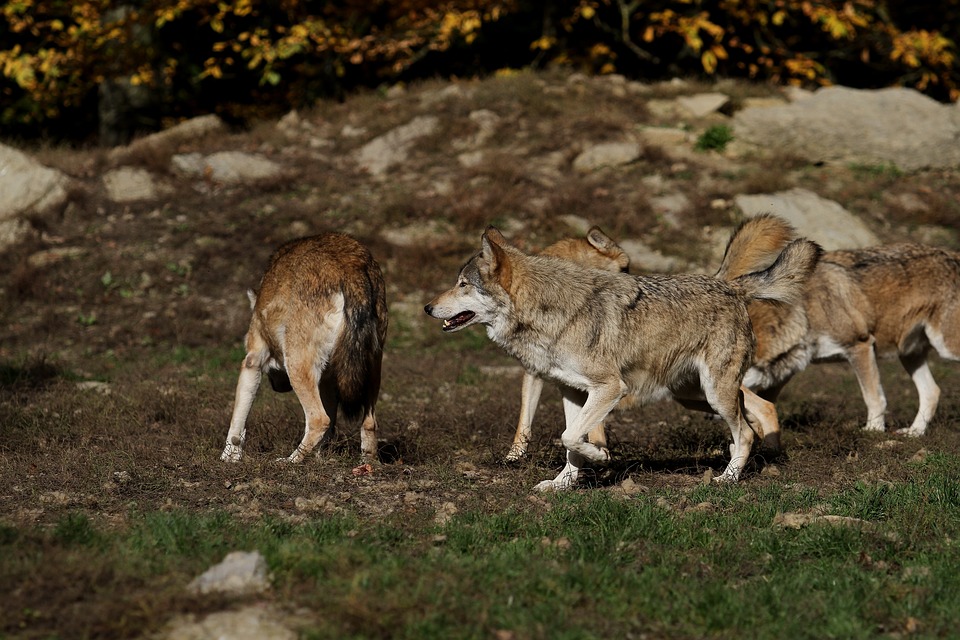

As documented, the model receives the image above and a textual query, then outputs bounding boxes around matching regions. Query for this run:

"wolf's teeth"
[442,319,451,327]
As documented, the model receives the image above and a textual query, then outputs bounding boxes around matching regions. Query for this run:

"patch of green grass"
[4,455,960,639]
[695,124,734,152]
[849,162,903,179]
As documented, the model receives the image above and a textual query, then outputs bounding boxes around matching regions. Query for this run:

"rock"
[0,142,71,250]
[171,151,284,183]
[354,115,440,176]
[572,141,642,173]
[27,246,86,268]
[733,86,960,171]
[619,239,683,272]
[434,501,459,525]
[187,550,270,595]
[108,114,226,164]
[734,188,880,249]
[773,512,873,529]
[146,605,298,640]
[102,167,173,202]
[677,92,730,118]
[380,220,457,249]
[638,126,691,148]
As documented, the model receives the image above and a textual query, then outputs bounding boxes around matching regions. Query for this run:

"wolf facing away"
[221,232,388,463]
[425,228,821,490]
[505,226,630,462]
[719,214,960,436]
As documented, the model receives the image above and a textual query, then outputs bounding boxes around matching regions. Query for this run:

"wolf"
[718,214,960,436]
[425,227,820,490]
[505,226,630,462]
[221,232,388,463]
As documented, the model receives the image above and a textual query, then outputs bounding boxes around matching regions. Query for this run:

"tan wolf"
[221,232,388,463]
[718,213,960,436]
[425,227,820,490]
[505,226,630,462]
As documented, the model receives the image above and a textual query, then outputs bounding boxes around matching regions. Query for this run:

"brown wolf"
[221,232,388,463]
[719,214,960,436]
[506,226,630,462]
[425,227,820,490]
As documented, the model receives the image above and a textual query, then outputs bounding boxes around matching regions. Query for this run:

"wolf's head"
[539,226,629,273]
[424,227,515,332]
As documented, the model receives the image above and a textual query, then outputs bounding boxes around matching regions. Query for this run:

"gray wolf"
[221,232,388,463]
[425,227,820,490]
[506,226,630,462]
[719,214,960,436]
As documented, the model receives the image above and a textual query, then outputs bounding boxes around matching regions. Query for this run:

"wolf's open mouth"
[442,311,476,331]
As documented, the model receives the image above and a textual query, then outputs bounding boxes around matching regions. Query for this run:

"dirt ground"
[2,71,960,636]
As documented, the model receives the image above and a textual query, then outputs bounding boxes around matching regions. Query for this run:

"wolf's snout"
[424,303,434,316]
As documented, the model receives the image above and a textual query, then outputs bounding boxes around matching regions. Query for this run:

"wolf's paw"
[712,467,741,484]
[533,479,563,492]
[220,445,243,463]
[895,425,926,438]
[863,417,886,432]
[277,450,306,464]
[504,445,527,463]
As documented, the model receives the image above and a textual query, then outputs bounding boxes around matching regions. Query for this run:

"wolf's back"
[716,214,798,281]
[730,238,822,305]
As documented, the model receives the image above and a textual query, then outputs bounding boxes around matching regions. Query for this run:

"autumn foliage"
[2,0,957,141]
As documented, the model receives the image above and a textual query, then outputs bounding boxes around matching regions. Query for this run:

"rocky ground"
[2,69,960,638]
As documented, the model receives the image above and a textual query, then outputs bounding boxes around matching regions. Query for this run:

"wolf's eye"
[458,281,467,288]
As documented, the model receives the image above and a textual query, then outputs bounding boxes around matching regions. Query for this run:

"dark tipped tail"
[730,238,822,305]
[716,214,799,281]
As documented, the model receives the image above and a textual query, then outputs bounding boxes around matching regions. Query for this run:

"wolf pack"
[222,214,960,492]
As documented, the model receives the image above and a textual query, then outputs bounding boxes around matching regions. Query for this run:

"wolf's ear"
[481,229,513,291]
[484,226,507,247]
[586,226,615,251]
[587,226,631,272]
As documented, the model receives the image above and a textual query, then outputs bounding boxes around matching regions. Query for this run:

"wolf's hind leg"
[742,386,781,452]
[506,373,544,461]
[221,347,266,462]
[359,356,383,462]
[709,384,755,483]
[284,361,338,463]
[897,351,939,437]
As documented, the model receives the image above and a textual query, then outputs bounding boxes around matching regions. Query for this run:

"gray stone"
[171,151,284,184]
[734,86,960,171]
[103,167,172,202]
[0,142,71,228]
[572,141,642,173]
[355,116,440,176]
[619,239,683,273]
[108,114,226,164]
[735,187,880,249]
[187,550,270,596]
[677,92,730,118]
[147,605,298,640]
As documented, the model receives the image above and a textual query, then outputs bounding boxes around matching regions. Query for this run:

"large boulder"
[734,86,960,171]
[735,188,880,250]
[0,143,71,251]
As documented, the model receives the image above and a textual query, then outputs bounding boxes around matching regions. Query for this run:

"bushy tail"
[716,214,798,281]
[730,238,822,305]
[331,262,388,420]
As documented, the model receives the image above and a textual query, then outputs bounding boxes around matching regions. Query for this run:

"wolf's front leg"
[506,373,544,461]
[558,383,620,464]
[533,383,621,491]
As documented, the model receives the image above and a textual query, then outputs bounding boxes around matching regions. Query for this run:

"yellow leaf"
[701,50,717,74]
[581,5,595,20]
